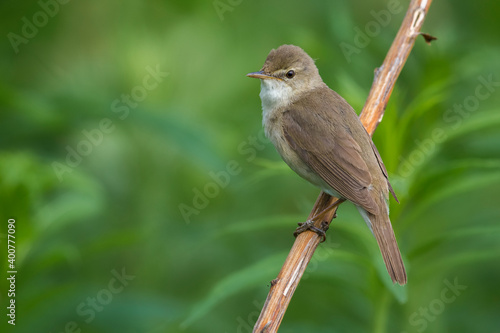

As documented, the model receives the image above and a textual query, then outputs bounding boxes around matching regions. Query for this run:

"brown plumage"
[248,45,407,284]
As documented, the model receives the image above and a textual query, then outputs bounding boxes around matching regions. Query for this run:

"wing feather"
[281,88,380,214]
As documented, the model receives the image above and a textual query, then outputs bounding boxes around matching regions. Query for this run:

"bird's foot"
[294,220,328,242]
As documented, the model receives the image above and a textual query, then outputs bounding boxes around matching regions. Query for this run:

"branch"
[252,1,433,332]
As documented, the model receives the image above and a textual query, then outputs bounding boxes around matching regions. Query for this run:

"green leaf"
[180,252,286,329]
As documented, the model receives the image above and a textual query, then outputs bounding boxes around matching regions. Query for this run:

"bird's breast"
[262,108,338,197]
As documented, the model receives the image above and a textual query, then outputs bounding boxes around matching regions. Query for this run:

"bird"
[247,44,407,285]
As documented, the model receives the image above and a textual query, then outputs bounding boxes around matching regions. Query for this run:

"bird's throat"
[259,79,294,124]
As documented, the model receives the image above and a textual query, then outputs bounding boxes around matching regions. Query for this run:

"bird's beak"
[247,71,282,80]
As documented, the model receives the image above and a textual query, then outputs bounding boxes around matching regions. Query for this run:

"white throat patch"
[259,79,294,121]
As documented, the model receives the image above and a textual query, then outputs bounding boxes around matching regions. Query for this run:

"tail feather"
[369,211,407,285]
[357,197,407,285]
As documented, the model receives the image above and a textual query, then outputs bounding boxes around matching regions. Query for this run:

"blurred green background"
[1,0,499,332]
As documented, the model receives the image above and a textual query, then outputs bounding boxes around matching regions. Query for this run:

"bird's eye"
[285,70,295,79]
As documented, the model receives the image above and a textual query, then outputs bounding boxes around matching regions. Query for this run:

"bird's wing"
[282,88,379,214]
[369,140,399,203]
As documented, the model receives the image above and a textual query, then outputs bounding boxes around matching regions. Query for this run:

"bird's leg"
[294,221,327,242]
[294,198,345,242]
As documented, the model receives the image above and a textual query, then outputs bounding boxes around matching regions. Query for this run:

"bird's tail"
[358,197,407,285]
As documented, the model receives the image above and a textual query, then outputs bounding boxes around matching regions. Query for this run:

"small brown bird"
[247,45,407,285]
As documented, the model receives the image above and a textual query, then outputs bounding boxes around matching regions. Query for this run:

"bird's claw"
[294,220,328,242]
